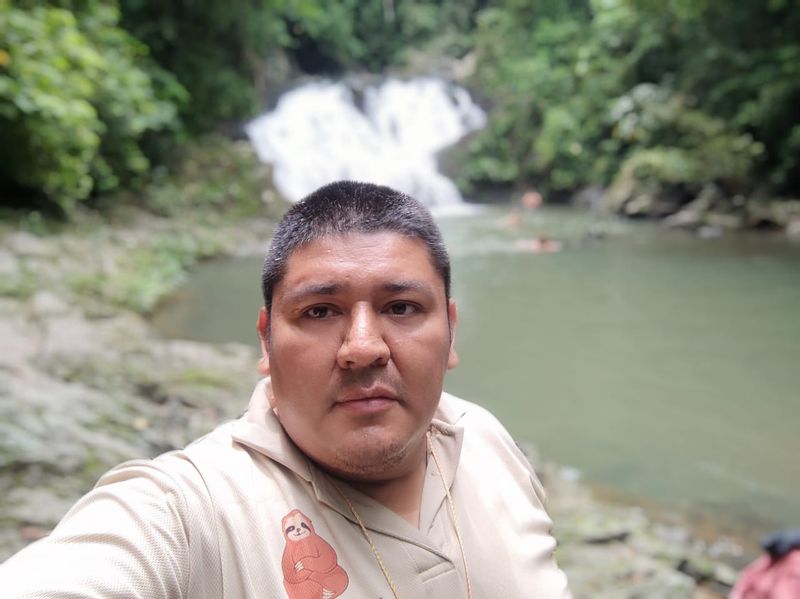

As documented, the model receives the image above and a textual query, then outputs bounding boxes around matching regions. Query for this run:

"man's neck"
[344,449,428,528]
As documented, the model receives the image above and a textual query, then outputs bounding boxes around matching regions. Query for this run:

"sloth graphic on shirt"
[281,509,349,599]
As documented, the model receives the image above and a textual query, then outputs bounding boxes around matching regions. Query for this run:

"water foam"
[245,77,485,207]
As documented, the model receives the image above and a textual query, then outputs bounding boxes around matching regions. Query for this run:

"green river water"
[153,206,800,541]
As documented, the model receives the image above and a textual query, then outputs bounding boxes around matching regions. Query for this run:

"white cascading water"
[245,77,486,209]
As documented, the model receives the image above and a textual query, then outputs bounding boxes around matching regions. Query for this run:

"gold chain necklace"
[333,430,473,599]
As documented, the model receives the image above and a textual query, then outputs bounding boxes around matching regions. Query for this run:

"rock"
[787,219,800,239]
[0,250,19,278]
[0,372,139,475]
[662,185,734,230]
[712,562,739,588]
[29,291,71,317]
[2,486,81,536]
[3,232,51,257]
[586,530,631,544]
[557,504,649,546]
[707,536,745,561]
[678,556,720,582]
[677,557,737,596]
[0,312,41,371]
[652,523,693,550]
[0,326,262,564]
[33,311,149,365]
[770,200,800,227]
[560,543,696,598]
[605,151,693,218]
[705,212,744,229]
[623,194,655,217]
[451,51,478,81]
[692,184,724,212]
[698,225,723,239]
[571,185,606,213]
[664,209,704,229]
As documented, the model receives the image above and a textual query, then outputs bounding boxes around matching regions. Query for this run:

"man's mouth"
[335,385,398,414]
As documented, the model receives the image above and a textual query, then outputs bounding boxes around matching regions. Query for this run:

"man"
[0,181,571,598]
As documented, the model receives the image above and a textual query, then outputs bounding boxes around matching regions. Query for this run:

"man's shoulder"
[93,414,299,523]
[438,391,547,504]
[181,418,245,460]
[437,391,528,463]
[96,418,256,497]
[93,421,239,498]
[165,418,277,484]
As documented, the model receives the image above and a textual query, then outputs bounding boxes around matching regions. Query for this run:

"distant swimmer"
[516,235,562,254]
[499,189,543,230]
[521,189,543,210]
[499,207,524,230]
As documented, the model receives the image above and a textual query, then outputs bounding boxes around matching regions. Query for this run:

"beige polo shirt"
[1,379,571,598]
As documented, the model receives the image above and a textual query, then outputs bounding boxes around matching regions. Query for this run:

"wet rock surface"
[0,218,749,597]
[0,218,263,561]
[542,466,743,597]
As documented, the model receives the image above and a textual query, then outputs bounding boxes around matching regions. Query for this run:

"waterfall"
[245,77,486,209]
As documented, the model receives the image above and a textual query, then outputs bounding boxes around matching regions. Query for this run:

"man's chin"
[320,437,421,483]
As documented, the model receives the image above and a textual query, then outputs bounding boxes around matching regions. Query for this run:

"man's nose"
[336,305,390,369]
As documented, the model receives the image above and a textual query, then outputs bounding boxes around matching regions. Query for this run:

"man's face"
[257,232,458,482]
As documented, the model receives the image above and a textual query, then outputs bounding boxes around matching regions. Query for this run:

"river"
[152,205,800,542]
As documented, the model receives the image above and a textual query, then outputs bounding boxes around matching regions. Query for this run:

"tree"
[0,1,183,212]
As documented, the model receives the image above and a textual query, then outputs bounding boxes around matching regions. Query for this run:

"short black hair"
[261,181,450,310]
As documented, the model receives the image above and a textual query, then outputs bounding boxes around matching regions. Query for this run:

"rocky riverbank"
[544,462,746,597]
[0,166,752,596]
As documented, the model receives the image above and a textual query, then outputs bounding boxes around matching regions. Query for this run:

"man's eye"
[306,306,332,319]
[387,302,417,316]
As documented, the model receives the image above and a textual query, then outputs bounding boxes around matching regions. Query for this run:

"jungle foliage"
[461,0,800,211]
[1,0,798,215]
[0,1,184,212]
[117,0,483,130]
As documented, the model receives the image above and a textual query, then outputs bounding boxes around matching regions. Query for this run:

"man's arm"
[0,459,195,598]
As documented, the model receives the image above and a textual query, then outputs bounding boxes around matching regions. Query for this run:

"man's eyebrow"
[282,280,436,303]
[383,280,436,296]
[282,283,341,304]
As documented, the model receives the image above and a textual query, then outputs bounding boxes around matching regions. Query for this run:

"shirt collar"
[230,378,313,481]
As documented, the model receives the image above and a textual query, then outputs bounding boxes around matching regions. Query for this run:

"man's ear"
[447,299,459,370]
[256,307,270,376]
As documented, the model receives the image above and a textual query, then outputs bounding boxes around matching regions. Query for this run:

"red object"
[730,550,800,599]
